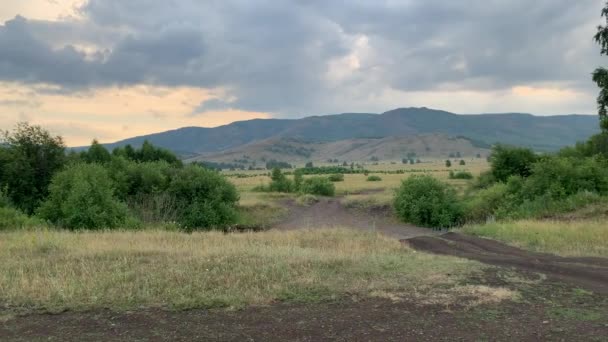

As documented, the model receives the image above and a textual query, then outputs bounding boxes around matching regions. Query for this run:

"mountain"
[188,134,490,165]
[103,107,600,154]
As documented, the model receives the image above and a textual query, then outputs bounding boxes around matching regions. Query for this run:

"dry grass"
[461,219,608,257]
[370,285,517,307]
[0,228,481,314]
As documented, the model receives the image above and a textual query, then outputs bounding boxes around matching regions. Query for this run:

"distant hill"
[188,134,490,165]
[102,107,600,154]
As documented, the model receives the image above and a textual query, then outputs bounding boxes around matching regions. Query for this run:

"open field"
[228,159,489,209]
[461,219,608,257]
[0,228,481,315]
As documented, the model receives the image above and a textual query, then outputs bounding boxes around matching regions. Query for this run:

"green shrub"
[168,165,239,230]
[366,175,382,182]
[0,207,45,230]
[464,183,515,222]
[294,169,304,190]
[394,175,462,228]
[471,171,496,189]
[449,171,474,180]
[268,168,294,193]
[521,156,608,200]
[445,160,452,168]
[328,174,345,182]
[300,177,335,196]
[38,163,130,230]
[490,145,538,182]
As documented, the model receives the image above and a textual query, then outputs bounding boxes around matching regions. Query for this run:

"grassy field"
[0,228,485,314]
[228,159,489,208]
[461,219,608,257]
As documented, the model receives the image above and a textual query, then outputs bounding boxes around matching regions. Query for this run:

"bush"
[521,156,608,200]
[490,145,538,182]
[394,175,462,228]
[168,165,239,230]
[294,169,304,190]
[449,171,474,180]
[471,171,497,190]
[300,177,335,196]
[38,163,130,230]
[0,207,45,230]
[459,160,466,166]
[268,168,294,193]
[328,174,345,182]
[464,183,513,222]
[445,160,452,168]
[366,175,382,182]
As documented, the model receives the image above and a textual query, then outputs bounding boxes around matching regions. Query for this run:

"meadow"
[0,228,484,313]
[228,158,489,209]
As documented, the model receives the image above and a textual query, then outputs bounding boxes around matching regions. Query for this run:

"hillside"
[188,134,489,165]
[102,107,600,154]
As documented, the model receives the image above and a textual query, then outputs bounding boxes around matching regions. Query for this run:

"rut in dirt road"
[405,232,608,294]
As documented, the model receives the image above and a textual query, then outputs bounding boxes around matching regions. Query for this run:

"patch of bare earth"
[406,232,608,294]
[272,197,435,239]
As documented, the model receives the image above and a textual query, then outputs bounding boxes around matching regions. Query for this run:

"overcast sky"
[0,0,606,145]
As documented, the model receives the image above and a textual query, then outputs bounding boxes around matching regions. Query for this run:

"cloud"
[0,0,606,121]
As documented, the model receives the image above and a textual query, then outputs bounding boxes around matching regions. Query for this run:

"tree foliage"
[593,2,608,132]
[0,123,66,214]
[489,145,538,182]
[394,175,462,228]
[38,163,129,229]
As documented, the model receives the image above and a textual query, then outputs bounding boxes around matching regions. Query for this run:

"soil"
[2,270,607,341]
[271,197,436,239]
[405,232,608,295]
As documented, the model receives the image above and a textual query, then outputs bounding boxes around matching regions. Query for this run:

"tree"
[83,139,112,163]
[445,160,452,168]
[489,145,538,182]
[459,160,466,166]
[593,2,608,132]
[0,123,66,214]
[305,161,314,168]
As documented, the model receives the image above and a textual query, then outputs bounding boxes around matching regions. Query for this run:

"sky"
[0,0,606,146]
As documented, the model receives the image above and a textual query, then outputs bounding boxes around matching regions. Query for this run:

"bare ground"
[271,197,435,239]
[405,232,608,295]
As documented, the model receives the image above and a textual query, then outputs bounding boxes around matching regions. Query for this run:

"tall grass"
[461,220,608,257]
[0,228,479,313]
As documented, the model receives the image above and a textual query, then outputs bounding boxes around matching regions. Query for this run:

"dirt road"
[406,232,608,294]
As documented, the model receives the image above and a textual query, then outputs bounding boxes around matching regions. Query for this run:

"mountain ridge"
[100,107,600,154]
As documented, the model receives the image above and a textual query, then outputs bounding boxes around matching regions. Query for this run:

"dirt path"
[405,232,608,294]
[3,276,607,342]
[271,197,436,239]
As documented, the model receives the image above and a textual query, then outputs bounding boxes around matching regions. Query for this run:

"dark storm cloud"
[0,0,605,114]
